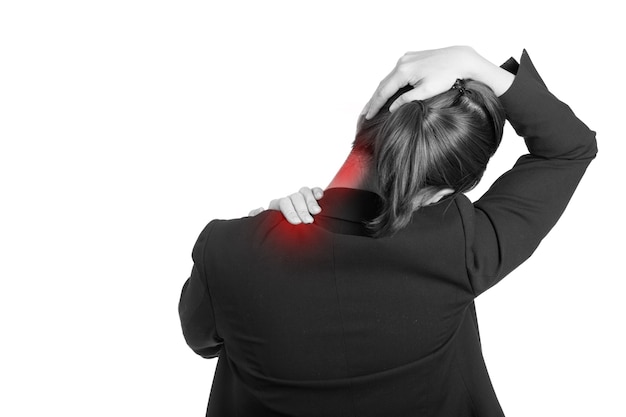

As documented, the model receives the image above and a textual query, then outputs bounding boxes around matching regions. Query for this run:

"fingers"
[367,76,459,115]
[270,194,314,225]
[360,101,370,117]
[276,197,302,225]
[248,207,265,217]
[363,69,408,120]
[312,187,324,200]
[360,48,465,119]
[300,186,322,215]
[277,193,313,225]
[266,186,325,225]
[387,87,428,113]
[291,192,316,224]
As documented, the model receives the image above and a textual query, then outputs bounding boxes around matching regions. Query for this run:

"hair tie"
[452,79,466,95]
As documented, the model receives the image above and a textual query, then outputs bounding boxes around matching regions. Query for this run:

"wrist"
[466,50,515,97]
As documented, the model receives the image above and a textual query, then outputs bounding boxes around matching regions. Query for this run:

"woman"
[180,46,597,416]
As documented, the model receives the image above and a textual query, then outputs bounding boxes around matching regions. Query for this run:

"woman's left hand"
[249,186,324,225]
[360,45,490,120]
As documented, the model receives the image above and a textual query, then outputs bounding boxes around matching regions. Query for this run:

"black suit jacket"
[179,50,597,416]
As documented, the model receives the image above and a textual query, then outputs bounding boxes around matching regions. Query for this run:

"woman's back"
[201,188,487,416]
[179,49,597,416]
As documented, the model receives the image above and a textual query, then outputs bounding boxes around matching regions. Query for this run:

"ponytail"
[354,79,506,237]
[369,100,434,237]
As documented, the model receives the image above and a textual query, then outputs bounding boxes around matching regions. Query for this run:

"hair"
[353,79,506,237]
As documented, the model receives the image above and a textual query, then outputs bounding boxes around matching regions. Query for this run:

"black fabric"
[179,50,597,416]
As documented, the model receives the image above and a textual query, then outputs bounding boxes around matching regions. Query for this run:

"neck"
[326,148,456,206]
[327,148,378,193]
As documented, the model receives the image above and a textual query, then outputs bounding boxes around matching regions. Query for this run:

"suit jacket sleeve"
[178,220,223,358]
[458,49,598,297]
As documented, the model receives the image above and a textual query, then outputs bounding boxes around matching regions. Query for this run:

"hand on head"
[360,45,481,120]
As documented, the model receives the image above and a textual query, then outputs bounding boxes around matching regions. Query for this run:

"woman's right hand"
[248,187,324,225]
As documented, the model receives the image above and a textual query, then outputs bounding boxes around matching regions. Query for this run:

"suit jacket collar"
[319,187,383,223]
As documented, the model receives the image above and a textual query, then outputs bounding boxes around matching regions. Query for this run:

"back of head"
[354,79,506,237]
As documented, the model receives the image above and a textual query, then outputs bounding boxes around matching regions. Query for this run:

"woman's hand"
[360,45,512,120]
[248,187,324,225]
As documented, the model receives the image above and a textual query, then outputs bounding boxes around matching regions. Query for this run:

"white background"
[1,1,624,416]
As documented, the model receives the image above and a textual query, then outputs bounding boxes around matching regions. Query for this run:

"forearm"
[498,50,597,160]
[466,50,597,295]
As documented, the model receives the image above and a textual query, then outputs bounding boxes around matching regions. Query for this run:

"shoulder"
[205,210,283,232]
[414,193,473,229]
[452,193,475,222]
[392,194,471,247]
[449,193,482,244]
[199,210,286,247]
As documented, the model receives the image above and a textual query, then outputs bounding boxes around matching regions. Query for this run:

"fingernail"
[311,206,321,214]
